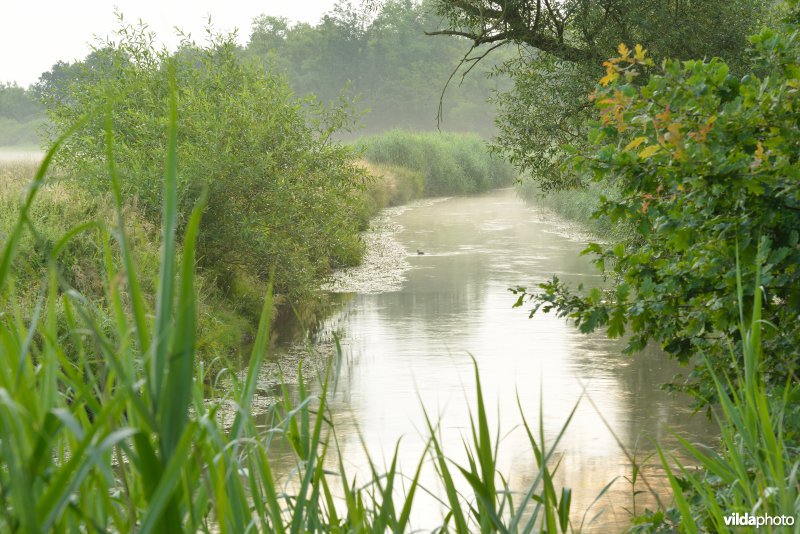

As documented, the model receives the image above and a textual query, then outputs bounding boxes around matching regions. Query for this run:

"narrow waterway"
[271,187,713,531]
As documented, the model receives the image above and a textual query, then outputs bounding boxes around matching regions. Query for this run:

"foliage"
[514,17,800,403]
[39,20,370,303]
[430,0,768,189]
[0,160,250,361]
[492,56,597,191]
[0,83,42,122]
[244,0,510,137]
[355,129,515,195]
[633,270,800,533]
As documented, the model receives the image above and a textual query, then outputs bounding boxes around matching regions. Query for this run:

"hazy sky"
[2,1,348,86]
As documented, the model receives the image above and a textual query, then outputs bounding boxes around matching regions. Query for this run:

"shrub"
[40,20,369,302]
[518,13,800,404]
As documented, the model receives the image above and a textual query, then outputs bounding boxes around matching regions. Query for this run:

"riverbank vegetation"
[356,130,515,196]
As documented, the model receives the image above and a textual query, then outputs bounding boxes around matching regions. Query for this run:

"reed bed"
[355,130,515,196]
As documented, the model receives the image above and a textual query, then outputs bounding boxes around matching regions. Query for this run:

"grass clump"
[355,129,515,196]
[357,159,425,210]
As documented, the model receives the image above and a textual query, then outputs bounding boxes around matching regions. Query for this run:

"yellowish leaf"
[665,123,682,144]
[654,107,671,125]
[634,44,647,61]
[624,137,648,151]
[639,145,662,159]
[599,72,619,87]
[618,43,630,57]
[753,141,767,161]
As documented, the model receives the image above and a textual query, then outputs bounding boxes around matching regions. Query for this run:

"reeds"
[652,255,800,533]
[355,130,515,196]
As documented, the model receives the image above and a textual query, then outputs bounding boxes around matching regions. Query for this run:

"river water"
[270,187,713,532]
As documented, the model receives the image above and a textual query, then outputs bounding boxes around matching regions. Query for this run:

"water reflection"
[274,188,713,531]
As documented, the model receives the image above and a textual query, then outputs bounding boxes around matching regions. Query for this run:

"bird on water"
[417,249,425,255]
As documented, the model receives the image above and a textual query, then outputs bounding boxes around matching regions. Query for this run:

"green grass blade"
[159,189,206,460]
[139,422,198,534]
[230,269,274,440]
[151,61,180,411]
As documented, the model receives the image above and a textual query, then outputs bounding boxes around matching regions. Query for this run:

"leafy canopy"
[429,0,769,189]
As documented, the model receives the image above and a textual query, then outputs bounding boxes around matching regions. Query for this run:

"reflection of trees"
[570,336,713,451]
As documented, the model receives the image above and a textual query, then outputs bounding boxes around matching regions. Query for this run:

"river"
[267,187,713,532]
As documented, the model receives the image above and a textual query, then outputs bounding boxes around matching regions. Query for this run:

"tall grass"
[638,259,800,533]
[355,130,515,196]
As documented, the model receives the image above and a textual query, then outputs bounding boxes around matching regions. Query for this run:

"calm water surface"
[273,188,713,531]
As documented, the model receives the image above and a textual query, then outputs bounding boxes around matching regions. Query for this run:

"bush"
[40,20,369,302]
[521,15,800,404]
[355,130,515,196]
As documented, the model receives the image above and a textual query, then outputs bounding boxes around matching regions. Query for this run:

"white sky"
[1,1,347,86]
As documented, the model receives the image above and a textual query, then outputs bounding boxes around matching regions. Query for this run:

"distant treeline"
[2,1,504,147]
[241,0,508,138]
[0,83,44,146]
